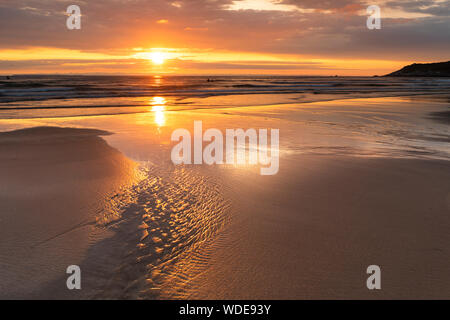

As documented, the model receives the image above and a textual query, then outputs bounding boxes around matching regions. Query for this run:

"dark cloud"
[281,0,362,10]
[0,0,448,62]
[387,0,450,16]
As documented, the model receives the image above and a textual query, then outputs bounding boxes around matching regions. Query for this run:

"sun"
[132,49,176,66]
[148,52,166,65]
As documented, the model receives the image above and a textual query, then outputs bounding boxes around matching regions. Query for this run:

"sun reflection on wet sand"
[150,97,166,127]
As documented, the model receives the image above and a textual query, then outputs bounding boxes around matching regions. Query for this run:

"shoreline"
[1,92,449,117]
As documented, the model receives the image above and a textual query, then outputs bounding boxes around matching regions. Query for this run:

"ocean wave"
[0,75,449,105]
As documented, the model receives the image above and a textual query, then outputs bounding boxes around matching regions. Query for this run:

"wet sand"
[0,95,449,299]
[180,155,450,299]
[0,127,138,299]
[19,151,450,299]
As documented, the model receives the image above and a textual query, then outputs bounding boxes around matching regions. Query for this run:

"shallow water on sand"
[1,95,448,161]
[86,165,232,299]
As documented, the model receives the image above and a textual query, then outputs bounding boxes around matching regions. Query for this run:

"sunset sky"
[0,0,449,75]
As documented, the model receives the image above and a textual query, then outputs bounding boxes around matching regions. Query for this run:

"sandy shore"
[0,95,449,299]
[57,153,449,300]
[178,155,450,299]
[0,127,137,299]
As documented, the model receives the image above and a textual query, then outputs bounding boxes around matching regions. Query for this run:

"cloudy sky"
[0,0,448,75]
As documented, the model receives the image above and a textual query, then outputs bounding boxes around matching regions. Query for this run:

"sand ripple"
[91,164,231,299]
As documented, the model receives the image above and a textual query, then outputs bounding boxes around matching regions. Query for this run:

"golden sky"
[0,0,448,75]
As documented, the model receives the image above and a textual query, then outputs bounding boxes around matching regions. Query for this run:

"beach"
[0,76,449,299]
[0,127,138,299]
[185,155,450,299]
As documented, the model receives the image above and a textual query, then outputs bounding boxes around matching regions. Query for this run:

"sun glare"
[149,52,166,65]
[151,96,166,105]
[150,96,167,126]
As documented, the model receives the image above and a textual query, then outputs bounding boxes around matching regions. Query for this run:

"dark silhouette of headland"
[385,61,450,77]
